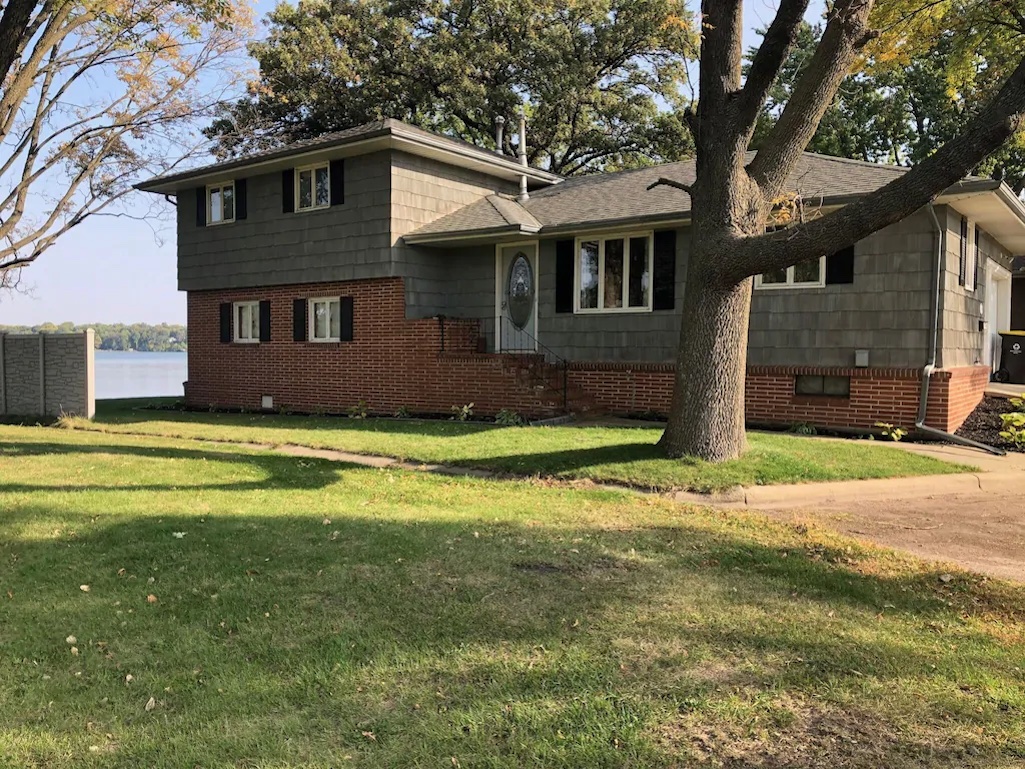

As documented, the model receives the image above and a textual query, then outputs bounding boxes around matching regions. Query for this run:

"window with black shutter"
[653,230,677,310]
[959,216,968,287]
[554,240,574,313]
[825,245,855,285]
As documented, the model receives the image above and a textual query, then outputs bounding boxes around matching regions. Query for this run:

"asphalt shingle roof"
[409,152,913,239]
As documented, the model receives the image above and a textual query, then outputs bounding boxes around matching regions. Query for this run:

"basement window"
[795,375,850,397]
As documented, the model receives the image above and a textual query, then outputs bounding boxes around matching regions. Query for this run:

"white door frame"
[986,262,1012,370]
[494,240,540,352]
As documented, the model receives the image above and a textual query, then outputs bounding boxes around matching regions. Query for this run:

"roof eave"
[402,223,541,246]
[135,125,562,194]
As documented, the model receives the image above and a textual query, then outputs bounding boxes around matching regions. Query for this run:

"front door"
[496,242,538,351]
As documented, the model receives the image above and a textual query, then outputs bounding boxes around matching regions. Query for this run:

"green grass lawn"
[0,425,1021,768]
[55,399,971,493]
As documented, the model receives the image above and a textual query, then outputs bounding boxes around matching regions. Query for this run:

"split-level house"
[137,119,1025,432]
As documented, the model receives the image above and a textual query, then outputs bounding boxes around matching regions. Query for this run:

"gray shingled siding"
[390,151,517,316]
[536,231,688,362]
[937,207,1009,368]
[177,152,395,291]
[524,212,937,367]
[749,210,937,368]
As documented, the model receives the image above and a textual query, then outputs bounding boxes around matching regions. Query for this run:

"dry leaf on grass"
[146,594,158,604]
[144,697,156,712]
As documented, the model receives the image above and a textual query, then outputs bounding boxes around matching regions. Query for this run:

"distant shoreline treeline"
[0,323,187,352]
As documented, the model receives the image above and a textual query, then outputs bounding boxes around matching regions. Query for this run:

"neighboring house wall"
[177,151,394,291]
[0,331,95,418]
[390,151,518,317]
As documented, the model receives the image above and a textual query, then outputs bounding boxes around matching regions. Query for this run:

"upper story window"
[234,301,260,343]
[207,182,235,225]
[575,233,653,313]
[755,256,825,289]
[296,163,330,211]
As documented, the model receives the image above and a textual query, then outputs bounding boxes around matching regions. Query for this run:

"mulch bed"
[955,395,1023,453]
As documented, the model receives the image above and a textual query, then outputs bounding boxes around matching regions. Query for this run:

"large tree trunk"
[659,259,753,462]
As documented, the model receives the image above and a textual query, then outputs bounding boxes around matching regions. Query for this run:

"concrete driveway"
[731,443,1025,583]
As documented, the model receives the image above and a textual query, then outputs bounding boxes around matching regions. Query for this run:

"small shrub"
[495,408,524,426]
[450,403,474,422]
[348,400,369,419]
[874,422,908,442]
[54,410,77,429]
[788,422,817,436]
[394,405,411,419]
[999,403,1025,446]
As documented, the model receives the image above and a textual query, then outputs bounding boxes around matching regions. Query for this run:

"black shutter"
[195,187,206,227]
[974,225,981,291]
[340,296,354,341]
[282,169,295,214]
[330,159,345,206]
[959,216,968,286]
[219,303,231,343]
[259,299,271,342]
[653,229,677,311]
[235,178,248,220]
[825,245,855,285]
[555,239,574,313]
[293,298,307,341]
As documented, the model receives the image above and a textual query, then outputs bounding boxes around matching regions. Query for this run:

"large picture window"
[207,182,235,225]
[575,233,652,312]
[296,163,330,211]
[308,297,342,342]
[233,301,259,343]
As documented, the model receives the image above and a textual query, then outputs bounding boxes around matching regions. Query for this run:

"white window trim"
[754,256,827,290]
[233,301,260,343]
[308,296,342,342]
[966,220,978,292]
[294,163,331,212]
[206,181,235,226]
[573,231,654,314]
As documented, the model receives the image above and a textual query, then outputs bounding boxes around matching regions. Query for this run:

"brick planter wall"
[188,277,991,431]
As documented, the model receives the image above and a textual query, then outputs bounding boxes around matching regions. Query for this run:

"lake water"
[95,350,188,399]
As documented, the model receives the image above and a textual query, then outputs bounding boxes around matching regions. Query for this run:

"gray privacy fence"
[0,330,95,419]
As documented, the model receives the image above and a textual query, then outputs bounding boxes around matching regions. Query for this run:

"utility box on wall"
[0,329,95,419]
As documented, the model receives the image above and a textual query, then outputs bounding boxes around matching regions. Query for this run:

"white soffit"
[941,188,1025,254]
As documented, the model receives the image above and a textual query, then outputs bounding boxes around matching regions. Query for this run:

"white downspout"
[517,106,529,203]
[917,204,1004,455]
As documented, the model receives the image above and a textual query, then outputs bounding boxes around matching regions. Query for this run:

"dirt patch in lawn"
[666,697,990,768]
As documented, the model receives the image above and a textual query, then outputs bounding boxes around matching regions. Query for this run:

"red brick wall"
[187,278,567,417]
[188,277,990,430]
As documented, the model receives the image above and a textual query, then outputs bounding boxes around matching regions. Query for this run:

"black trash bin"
[996,331,1025,384]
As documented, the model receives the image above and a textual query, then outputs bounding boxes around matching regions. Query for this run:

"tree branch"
[747,0,875,196]
[729,53,1025,282]
[735,0,810,137]
[646,177,694,195]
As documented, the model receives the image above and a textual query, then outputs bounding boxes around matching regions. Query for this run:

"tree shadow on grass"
[1,482,1022,767]
[0,440,353,493]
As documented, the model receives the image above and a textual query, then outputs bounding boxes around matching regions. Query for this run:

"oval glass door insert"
[507,252,535,329]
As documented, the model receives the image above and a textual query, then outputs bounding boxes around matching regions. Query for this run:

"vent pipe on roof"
[517,105,529,203]
[495,115,505,155]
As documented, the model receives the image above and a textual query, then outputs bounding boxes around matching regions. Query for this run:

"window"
[208,182,235,224]
[755,256,825,289]
[296,163,330,211]
[308,297,342,342]
[575,233,652,312]
[233,301,260,343]
[795,375,850,397]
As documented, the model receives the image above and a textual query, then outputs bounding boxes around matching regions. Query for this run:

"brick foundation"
[187,277,991,431]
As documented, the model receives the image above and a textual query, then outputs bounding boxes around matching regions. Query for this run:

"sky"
[1,0,826,327]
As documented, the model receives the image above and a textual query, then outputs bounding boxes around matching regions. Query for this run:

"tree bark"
[659,263,753,461]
